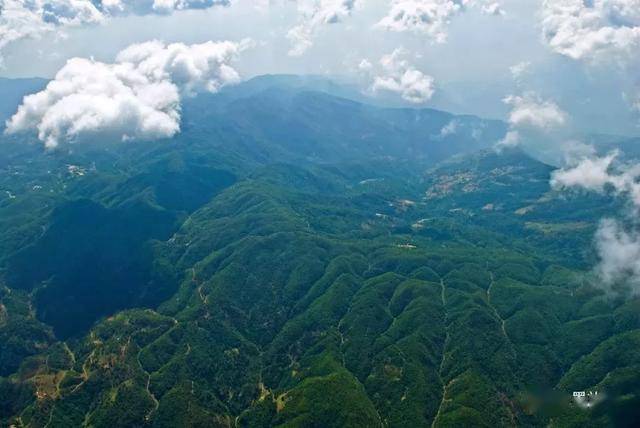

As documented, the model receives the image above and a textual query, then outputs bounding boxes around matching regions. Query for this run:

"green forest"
[0,77,638,427]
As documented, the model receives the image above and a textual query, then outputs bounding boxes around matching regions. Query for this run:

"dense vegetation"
[0,76,637,427]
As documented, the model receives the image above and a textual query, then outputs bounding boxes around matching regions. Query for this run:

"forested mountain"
[0,76,638,427]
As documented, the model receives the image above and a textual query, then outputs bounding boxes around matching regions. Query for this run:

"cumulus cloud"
[375,0,504,42]
[494,92,567,151]
[0,0,103,57]
[368,48,435,103]
[541,2,640,131]
[551,151,618,193]
[98,0,229,16]
[287,0,360,56]
[541,0,640,62]
[376,0,467,42]
[5,39,250,148]
[503,92,567,130]
[551,150,640,207]
[0,0,229,57]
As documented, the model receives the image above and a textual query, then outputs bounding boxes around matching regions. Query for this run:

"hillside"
[0,77,638,427]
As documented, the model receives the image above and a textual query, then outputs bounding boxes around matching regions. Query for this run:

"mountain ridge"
[0,76,638,427]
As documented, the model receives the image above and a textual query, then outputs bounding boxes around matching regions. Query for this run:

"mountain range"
[0,75,638,427]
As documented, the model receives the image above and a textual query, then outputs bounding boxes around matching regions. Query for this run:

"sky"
[0,0,639,139]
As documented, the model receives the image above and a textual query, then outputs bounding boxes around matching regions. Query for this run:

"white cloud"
[503,92,567,130]
[0,0,103,57]
[551,151,620,192]
[375,0,504,42]
[40,0,105,25]
[115,38,250,95]
[0,0,229,57]
[595,218,640,294]
[287,0,360,56]
[99,0,229,16]
[541,0,640,62]
[5,39,249,148]
[376,0,467,42]
[551,150,640,207]
[539,1,640,131]
[495,129,520,150]
[552,149,640,296]
[494,92,567,150]
[369,48,435,103]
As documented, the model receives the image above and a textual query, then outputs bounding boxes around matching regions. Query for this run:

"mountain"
[0,76,638,427]
[0,76,507,340]
[180,78,508,164]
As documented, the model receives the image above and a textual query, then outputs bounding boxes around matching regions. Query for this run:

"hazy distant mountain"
[182,76,508,164]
